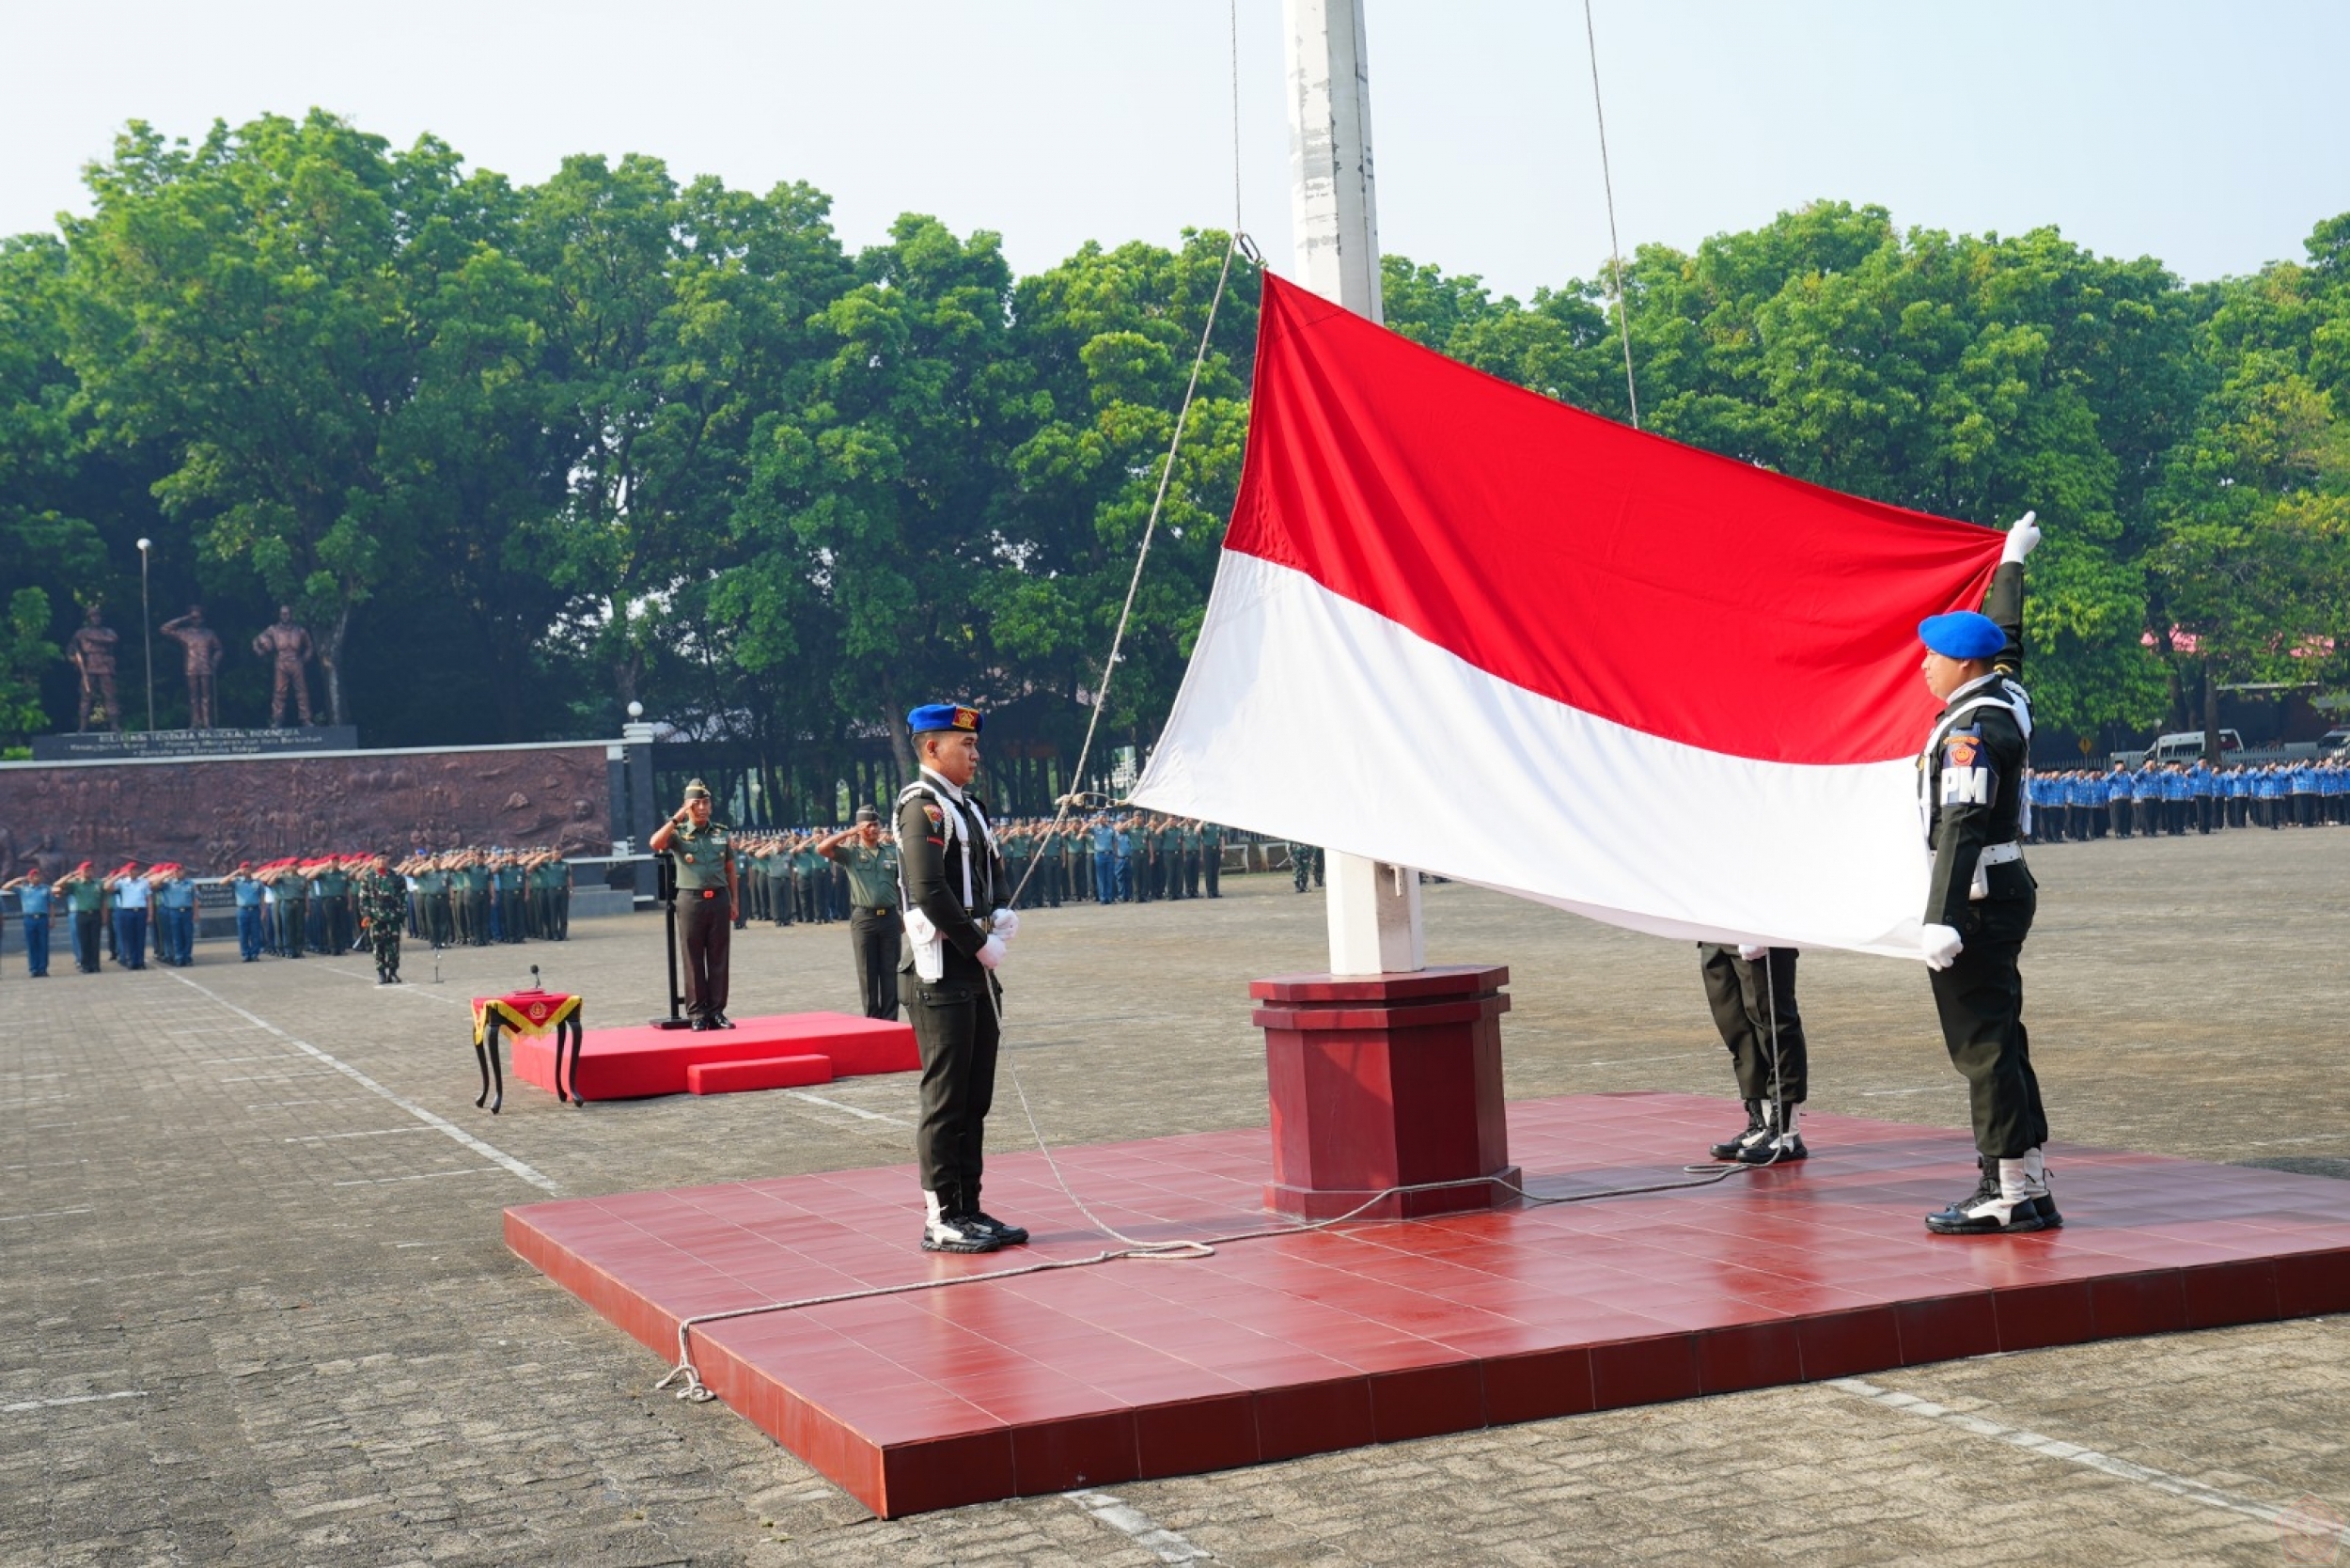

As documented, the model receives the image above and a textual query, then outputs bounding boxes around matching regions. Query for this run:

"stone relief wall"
[0,745,611,875]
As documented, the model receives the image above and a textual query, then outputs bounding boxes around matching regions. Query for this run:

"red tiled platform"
[505,1092,2350,1516]
[510,1012,916,1103]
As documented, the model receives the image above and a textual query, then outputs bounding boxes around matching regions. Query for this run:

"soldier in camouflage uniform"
[358,852,408,984]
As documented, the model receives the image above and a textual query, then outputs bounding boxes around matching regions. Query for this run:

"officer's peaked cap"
[682,778,713,798]
[1919,611,2004,661]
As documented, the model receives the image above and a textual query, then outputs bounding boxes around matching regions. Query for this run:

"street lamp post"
[136,537,154,732]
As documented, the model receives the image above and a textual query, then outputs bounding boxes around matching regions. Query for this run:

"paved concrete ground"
[3,825,2346,1565]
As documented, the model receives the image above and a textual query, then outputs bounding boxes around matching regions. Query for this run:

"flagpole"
[1284,0,1424,976]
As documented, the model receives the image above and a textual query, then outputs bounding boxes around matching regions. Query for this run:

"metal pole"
[1284,0,1424,977]
[137,538,154,731]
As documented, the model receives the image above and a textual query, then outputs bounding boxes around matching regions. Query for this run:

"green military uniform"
[275,872,306,959]
[1200,822,1223,898]
[669,800,735,1027]
[359,866,407,982]
[827,832,903,1021]
[1178,821,1201,898]
[312,865,351,953]
[765,845,792,927]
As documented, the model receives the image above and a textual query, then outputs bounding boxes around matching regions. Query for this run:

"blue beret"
[907,702,983,736]
[1919,611,2005,661]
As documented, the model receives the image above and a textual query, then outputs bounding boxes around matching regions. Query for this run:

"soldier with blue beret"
[1915,512,2059,1236]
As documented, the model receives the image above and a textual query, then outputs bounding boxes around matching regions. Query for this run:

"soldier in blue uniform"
[2,866,54,977]
[1916,513,2060,1236]
[896,703,1027,1255]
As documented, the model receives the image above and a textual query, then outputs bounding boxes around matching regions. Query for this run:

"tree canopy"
[5,114,2348,804]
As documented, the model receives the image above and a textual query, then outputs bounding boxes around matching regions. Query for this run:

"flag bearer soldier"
[896,703,1027,1255]
[1179,818,1202,898]
[359,852,407,983]
[1700,944,1810,1163]
[817,807,903,1021]
[1915,511,2060,1235]
[4,865,55,977]
[1201,821,1224,897]
[651,780,737,1030]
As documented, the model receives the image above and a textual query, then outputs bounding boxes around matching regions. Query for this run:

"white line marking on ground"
[783,1090,912,1127]
[1830,1377,2310,1532]
[1859,1086,1951,1097]
[162,970,559,1194]
[1582,1051,1710,1069]
[286,1127,436,1142]
[1067,1489,1213,1562]
[218,1071,337,1083]
[1,1390,149,1415]
[309,963,467,1007]
[0,1207,94,1223]
[333,1167,503,1186]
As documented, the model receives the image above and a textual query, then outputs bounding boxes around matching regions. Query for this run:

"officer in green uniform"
[1200,822,1224,898]
[1291,840,1315,893]
[1918,512,2058,1236]
[651,780,737,1029]
[312,859,351,954]
[817,807,902,1020]
[359,852,408,983]
[897,703,1026,1254]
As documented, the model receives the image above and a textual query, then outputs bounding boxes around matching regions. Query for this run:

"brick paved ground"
[3,825,2345,1565]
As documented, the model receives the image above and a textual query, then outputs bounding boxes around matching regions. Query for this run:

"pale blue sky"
[6,1,2344,296]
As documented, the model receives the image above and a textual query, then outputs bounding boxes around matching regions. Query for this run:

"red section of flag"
[1226,275,2006,766]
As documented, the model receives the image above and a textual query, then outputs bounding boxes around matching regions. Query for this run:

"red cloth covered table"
[470,989,583,1113]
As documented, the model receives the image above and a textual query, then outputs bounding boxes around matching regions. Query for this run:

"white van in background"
[2147,729,2244,763]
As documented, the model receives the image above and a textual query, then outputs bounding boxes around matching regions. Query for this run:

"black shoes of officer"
[1712,1101,1807,1165]
[1711,1101,1766,1161]
[964,1210,1029,1247]
[711,1013,737,1029]
[920,1190,1001,1254]
[1925,1151,2060,1235]
[689,1017,712,1032]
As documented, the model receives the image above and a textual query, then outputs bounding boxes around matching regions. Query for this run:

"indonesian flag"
[1129,275,2006,958]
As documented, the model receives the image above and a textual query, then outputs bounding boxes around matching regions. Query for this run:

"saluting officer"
[896,703,1027,1255]
[1916,511,2059,1236]
[650,780,738,1030]
[816,807,902,1021]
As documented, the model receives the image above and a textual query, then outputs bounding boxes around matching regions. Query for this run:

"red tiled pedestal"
[1253,964,1520,1220]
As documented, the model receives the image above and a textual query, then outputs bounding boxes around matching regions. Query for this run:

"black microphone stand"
[650,850,690,1028]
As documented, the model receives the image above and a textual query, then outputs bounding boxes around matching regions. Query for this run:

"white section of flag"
[1130,551,1932,958]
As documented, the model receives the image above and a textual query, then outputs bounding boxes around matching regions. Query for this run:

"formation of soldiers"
[1,848,571,981]
[2024,757,2350,842]
[729,832,883,927]
[997,813,1226,906]
[389,849,573,949]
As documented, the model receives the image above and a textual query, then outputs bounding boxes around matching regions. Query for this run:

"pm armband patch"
[1940,767,1993,808]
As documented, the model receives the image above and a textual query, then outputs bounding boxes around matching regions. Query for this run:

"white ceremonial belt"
[1978,842,2023,867]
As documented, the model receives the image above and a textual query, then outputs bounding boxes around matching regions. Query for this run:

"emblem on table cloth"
[471,991,582,1044]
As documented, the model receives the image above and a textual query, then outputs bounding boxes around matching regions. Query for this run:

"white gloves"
[976,933,1008,971]
[1736,944,1769,962]
[989,908,1019,941]
[1920,924,1964,970]
[2000,510,2040,565]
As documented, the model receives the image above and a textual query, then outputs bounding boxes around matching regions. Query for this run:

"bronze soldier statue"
[66,605,123,732]
[252,606,316,728]
[161,606,226,729]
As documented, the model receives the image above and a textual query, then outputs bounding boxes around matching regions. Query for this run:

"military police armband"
[1938,729,1996,808]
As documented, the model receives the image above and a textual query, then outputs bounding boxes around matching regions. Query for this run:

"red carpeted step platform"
[510,1012,916,1103]
[505,1092,2350,1518]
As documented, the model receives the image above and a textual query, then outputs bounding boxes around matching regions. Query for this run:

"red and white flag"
[1129,276,2005,958]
